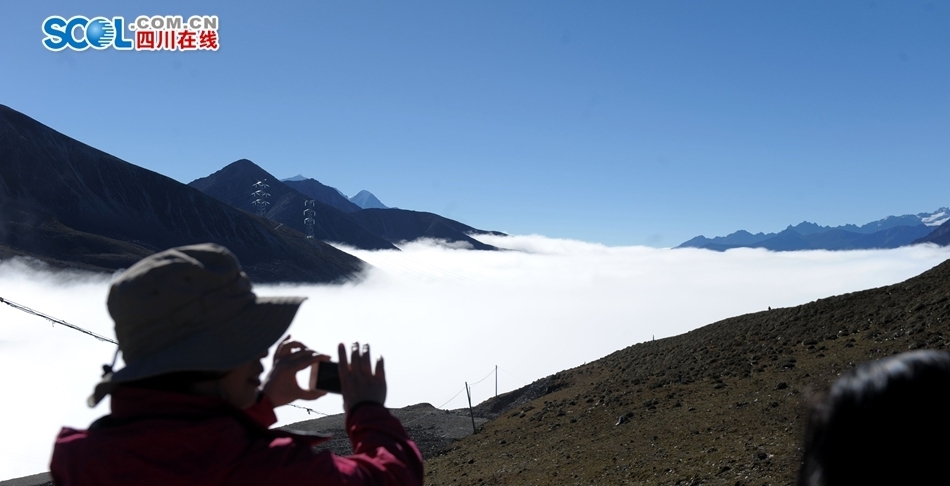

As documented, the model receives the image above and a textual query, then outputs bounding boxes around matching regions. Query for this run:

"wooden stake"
[465,382,476,434]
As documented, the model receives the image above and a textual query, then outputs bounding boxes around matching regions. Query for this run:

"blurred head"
[214,354,267,408]
[182,351,268,409]
[89,243,305,407]
[128,351,268,409]
[798,350,950,486]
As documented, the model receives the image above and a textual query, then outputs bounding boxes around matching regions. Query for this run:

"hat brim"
[90,295,305,406]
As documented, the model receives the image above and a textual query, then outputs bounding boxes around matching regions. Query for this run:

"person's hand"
[338,342,387,414]
[262,335,329,408]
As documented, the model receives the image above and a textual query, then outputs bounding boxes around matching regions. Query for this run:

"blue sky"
[2,1,947,246]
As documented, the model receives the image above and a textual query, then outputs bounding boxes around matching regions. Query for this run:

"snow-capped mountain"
[921,208,950,227]
[678,208,949,251]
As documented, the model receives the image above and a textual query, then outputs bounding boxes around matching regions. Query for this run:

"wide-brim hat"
[89,243,305,406]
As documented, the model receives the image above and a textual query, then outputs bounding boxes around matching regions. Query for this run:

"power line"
[433,367,499,410]
[304,200,316,239]
[251,179,271,218]
[436,387,466,410]
[467,368,496,387]
[0,296,116,344]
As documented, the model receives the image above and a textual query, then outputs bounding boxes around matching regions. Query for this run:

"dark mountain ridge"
[190,161,506,251]
[915,218,950,246]
[282,178,362,213]
[189,161,397,251]
[349,208,506,251]
[0,105,363,283]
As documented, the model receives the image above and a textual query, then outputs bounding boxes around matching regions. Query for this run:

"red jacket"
[50,387,423,485]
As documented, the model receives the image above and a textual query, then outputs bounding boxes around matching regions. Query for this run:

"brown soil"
[417,257,950,485]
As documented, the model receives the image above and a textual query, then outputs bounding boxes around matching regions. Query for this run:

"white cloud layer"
[2,236,950,479]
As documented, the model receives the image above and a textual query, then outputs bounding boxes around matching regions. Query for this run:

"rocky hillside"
[413,258,950,485]
[0,105,364,283]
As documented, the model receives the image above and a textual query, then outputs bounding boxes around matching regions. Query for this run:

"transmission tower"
[304,200,316,239]
[251,179,271,218]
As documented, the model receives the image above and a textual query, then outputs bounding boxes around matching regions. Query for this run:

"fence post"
[465,382,476,434]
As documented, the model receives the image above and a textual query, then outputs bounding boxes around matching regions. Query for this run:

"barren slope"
[424,258,950,485]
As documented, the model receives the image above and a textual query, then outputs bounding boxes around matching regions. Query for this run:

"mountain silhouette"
[0,105,363,283]
[191,162,506,251]
[678,212,945,251]
[283,178,362,213]
[348,209,505,251]
[189,160,396,251]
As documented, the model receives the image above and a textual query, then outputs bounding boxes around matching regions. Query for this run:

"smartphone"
[309,361,341,394]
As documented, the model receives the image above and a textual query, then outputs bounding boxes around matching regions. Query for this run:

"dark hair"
[798,350,950,486]
[123,370,230,394]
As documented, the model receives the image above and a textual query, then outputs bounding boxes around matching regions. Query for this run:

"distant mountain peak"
[350,190,388,209]
[921,207,950,227]
[677,207,949,251]
[230,158,256,168]
[787,221,826,235]
[281,174,308,182]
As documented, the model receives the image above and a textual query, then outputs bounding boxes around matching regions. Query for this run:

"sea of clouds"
[2,234,950,479]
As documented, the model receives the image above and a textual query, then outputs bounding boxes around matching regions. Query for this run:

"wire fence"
[1,296,116,344]
[287,403,328,416]
[3,295,532,420]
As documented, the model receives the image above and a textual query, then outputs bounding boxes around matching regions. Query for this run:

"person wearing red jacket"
[50,244,423,485]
